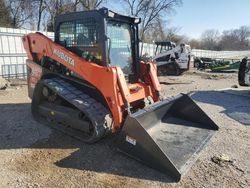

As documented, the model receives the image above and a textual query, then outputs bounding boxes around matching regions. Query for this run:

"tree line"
[0,0,249,51]
[0,0,182,39]
[0,0,106,31]
[189,27,250,51]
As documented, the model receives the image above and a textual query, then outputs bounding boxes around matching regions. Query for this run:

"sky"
[106,0,250,39]
[169,0,250,38]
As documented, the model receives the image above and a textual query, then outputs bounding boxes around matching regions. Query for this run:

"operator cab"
[55,7,141,82]
[155,41,176,55]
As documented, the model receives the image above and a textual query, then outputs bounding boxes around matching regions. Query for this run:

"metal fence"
[1,26,250,79]
[191,49,250,60]
[140,44,250,60]
[0,27,53,79]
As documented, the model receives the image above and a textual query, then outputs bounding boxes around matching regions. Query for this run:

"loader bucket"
[117,94,218,181]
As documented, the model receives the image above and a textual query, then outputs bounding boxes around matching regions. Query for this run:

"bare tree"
[164,26,188,43]
[44,0,105,31]
[79,0,104,10]
[45,0,81,31]
[143,17,166,42]
[200,29,220,50]
[122,0,182,41]
[0,0,12,27]
[148,24,186,44]
[188,38,202,49]
[5,0,33,28]
[196,26,250,50]
[36,0,47,30]
[219,26,250,50]
[234,26,250,49]
[3,0,105,30]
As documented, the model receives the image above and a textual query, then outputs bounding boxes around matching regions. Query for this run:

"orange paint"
[23,33,161,130]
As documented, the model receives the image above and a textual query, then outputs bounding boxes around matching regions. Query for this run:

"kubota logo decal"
[53,48,75,66]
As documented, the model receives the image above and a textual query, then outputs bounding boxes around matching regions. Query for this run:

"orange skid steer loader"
[22,8,218,181]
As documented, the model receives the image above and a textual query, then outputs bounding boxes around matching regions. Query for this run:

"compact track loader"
[239,57,250,86]
[153,41,191,76]
[22,8,218,181]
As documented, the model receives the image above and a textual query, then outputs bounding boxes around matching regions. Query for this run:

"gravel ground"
[0,71,249,188]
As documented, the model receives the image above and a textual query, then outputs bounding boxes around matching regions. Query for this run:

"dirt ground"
[0,70,249,188]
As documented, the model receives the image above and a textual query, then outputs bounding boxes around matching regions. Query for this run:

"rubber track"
[42,77,112,142]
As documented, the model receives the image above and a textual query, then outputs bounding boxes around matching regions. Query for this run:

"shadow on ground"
[160,81,192,85]
[0,103,173,183]
[191,90,250,125]
[0,90,248,183]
